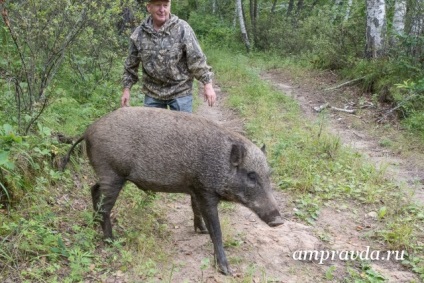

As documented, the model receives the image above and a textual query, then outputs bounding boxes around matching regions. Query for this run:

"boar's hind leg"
[191,195,208,234]
[94,174,126,240]
[91,183,101,221]
[195,193,231,275]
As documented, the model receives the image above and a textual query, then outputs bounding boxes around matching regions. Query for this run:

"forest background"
[0,0,424,282]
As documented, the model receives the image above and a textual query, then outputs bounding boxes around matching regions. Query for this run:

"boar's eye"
[247,172,257,182]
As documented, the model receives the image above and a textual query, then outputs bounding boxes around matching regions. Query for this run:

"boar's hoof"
[103,237,114,245]
[219,265,232,276]
[267,216,284,227]
[194,224,209,234]
[195,226,209,234]
[194,219,209,234]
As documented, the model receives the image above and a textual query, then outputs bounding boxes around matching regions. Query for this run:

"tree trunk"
[250,0,258,46]
[410,0,423,36]
[296,0,304,15]
[236,0,251,52]
[233,1,238,28]
[344,0,353,22]
[287,0,294,16]
[409,0,423,59]
[365,0,387,58]
[271,0,278,14]
[390,0,406,45]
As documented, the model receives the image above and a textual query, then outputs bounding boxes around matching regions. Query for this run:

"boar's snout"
[257,207,284,227]
[267,215,284,227]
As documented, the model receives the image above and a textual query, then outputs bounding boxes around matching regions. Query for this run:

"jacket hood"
[141,14,180,35]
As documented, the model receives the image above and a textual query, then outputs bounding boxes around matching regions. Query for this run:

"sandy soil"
[152,73,424,282]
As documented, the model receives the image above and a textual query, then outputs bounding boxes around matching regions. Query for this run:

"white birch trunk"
[344,0,353,22]
[233,2,238,28]
[365,0,386,58]
[392,0,406,35]
[410,0,424,36]
[236,0,251,52]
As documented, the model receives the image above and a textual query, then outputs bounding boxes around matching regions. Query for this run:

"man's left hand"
[204,83,216,107]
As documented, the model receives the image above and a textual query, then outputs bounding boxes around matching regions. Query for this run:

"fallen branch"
[313,103,356,114]
[313,103,329,112]
[331,106,356,114]
[324,76,366,91]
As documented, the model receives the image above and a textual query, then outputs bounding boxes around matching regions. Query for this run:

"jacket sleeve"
[183,23,214,85]
[122,39,141,89]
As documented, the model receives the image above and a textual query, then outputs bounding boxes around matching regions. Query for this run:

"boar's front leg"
[194,193,231,275]
[190,195,208,234]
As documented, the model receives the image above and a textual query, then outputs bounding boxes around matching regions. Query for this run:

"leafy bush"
[0,122,67,208]
[188,12,240,49]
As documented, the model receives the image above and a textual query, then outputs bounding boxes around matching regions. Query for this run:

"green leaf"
[378,206,387,219]
[0,151,15,170]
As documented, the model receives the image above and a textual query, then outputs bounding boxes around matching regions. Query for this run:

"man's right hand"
[121,88,131,107]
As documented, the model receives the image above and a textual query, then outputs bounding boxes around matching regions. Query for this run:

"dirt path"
[156,76,423,282]
[261,70,424,205]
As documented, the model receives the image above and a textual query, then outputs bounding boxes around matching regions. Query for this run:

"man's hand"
[204,83,216,107]
[121,88,131,107]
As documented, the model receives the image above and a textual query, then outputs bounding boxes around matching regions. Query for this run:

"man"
[121,0,216,111]
[121,0,214,235]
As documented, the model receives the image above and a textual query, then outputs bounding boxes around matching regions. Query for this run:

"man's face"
[147,1,171,28]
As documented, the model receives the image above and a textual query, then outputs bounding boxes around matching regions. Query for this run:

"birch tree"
[410,0,423,36]
[392,0,406,35]
[236,0,251,52]
[390,0,406,45]
[344,0,353,22]
[365,0,386,58]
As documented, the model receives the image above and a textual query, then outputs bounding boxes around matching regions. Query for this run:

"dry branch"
[313,103,356,114]
[324,76,366,91]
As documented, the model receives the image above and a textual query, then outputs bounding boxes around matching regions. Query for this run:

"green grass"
[0,160,170,282]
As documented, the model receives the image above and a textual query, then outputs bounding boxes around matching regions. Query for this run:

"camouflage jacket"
[122,14,213,100]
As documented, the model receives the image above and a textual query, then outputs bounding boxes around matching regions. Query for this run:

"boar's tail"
[59,136,85,171]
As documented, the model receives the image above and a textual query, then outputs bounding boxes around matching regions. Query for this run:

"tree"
[0,0,131,134]
[287,0,295,16]
[344,0,353,22]
[390,0,406,46]
[250,0,258,45]
[1,0,92,133]
[365,0,386,58]
[410,0,423,36]
[236,0,251,52]
[409,0,424,59]
[392,0,406,36]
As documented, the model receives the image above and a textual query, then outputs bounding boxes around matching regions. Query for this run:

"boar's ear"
[261,144,266,155]
[230,143,246,166]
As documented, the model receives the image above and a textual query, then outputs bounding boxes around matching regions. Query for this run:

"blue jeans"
[144,95,193,113]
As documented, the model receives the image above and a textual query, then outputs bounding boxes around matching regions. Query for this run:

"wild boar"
[62,107,283,275]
